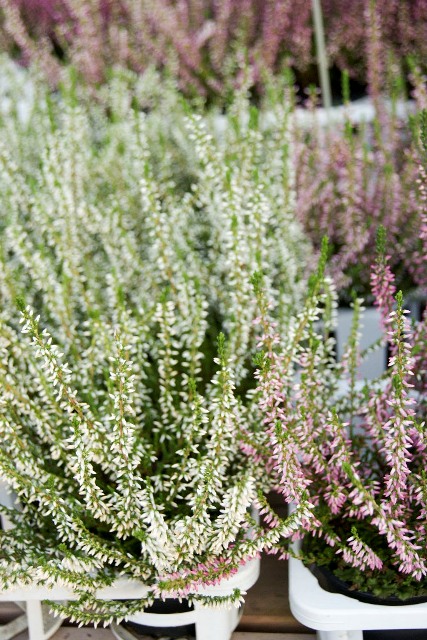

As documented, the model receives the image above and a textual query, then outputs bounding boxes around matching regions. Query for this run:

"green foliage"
[305,525,427,600]
[341,69,350,105]
[375,225,386,260]
[0,67,310,622]
[420,109,427,156]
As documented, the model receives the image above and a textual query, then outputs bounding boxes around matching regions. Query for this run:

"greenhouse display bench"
[0,602,61,640]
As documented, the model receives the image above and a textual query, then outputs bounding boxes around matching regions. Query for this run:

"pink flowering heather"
[370,226,397,330]
[364,0,384,108]
[340,528,384,571]
[2,0,427,100]
[294,104,424,302]
[0,0,313,99]
[252,239,427,599]
[322,0,427,88]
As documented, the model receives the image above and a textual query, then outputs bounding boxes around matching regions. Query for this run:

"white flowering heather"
[187,90,309,382]
[0,77,310,623]
[252,236,427,600]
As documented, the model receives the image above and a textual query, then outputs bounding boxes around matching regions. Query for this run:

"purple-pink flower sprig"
[251,246,427,594]
[370,226,397,332]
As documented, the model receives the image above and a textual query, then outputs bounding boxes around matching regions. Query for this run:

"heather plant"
[322,0,427,93]
[252,232,427,599]
[0,0,313,102]
[0,75,312,623]
[294,98,426,302]
[2,0,427,103]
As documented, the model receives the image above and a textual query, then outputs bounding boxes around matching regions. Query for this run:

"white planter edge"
[109,557,259,640]
[0,557,259,640]
[0,555,259,602]
[289,540,427,635]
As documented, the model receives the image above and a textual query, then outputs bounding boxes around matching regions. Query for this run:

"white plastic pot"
[335,306,386,380]
[110,555,259,640]
[1,483,259,640]
[289,542,427,640]
[0,556,259,640]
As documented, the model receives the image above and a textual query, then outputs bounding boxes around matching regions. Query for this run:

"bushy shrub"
[252,229,427,598]
[294,101,427,302]
[0,0,312,101]
[0,72,311,623]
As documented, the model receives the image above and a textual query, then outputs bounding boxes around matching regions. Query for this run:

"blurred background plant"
[0,0,426,104]
[294,101,427,303]
[0,0,312,102]
[1,35,425,311]
[322,0,427,99]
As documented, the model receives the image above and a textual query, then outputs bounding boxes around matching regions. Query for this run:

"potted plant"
[250,223,427,637]
[0,74,312,637]
[294,94,427,382]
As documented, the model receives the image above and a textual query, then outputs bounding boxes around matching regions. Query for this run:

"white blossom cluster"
[0,71,310,623]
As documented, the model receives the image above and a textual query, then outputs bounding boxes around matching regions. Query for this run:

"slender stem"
[312,0,332,112]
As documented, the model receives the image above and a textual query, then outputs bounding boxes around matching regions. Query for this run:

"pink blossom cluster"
[294,113,424,301]
[322,0,427,87]
[155,546,272,600]
[370,252,396,330]
[0,0,312,97]
[340,532,383,571]
[156,556,242,598]
[254,251,427,585]
[2,0,427,98]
